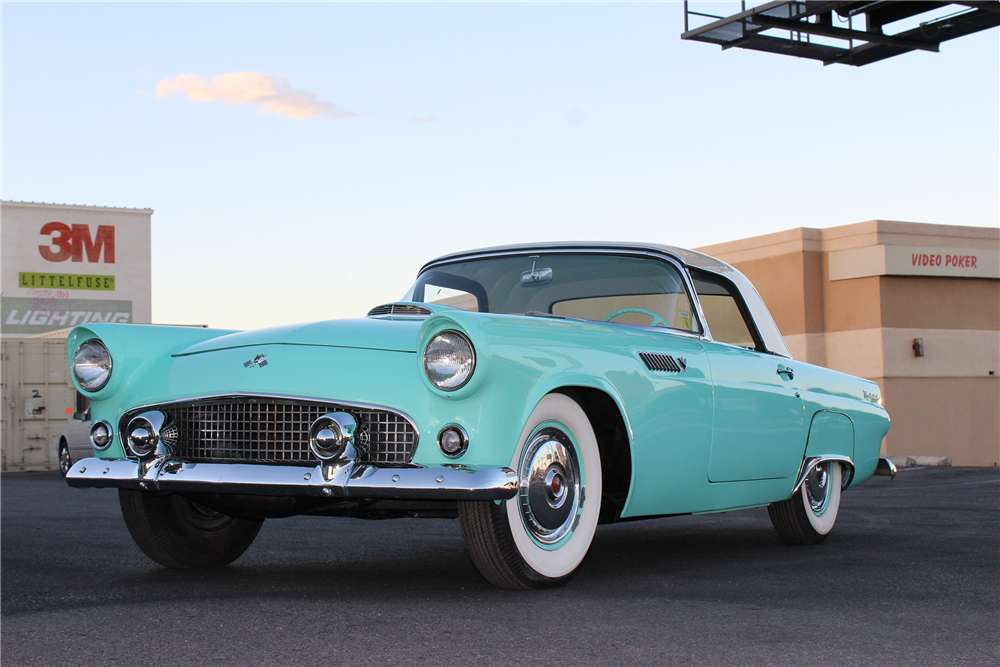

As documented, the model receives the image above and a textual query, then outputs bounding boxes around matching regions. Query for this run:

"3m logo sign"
[38,223,115,264]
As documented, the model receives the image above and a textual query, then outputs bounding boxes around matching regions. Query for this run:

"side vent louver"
[638,351,683,373]
[367,303,432,317]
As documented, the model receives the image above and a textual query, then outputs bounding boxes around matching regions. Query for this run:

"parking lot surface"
[2,466,997,666]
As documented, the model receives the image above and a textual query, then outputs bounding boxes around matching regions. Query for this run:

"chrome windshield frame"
[414,242,793,358]
[407,247,713,341]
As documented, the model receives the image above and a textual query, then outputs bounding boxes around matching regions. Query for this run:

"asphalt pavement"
[2,466,998,666]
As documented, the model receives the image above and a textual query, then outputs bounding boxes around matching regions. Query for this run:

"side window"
[691,271,761,350]
[549,260,700,334]
[422,284,480,312]
[552,293,697,332]
[411,269,488,313]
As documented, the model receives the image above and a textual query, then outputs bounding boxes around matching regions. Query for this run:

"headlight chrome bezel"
[73,339,113,392]
[422,330,476,392]
[90,421,113,450]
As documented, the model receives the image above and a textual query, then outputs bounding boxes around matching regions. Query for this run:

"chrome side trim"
[65,457,518,501]
[790,455,855,498]
[874,457,898,479]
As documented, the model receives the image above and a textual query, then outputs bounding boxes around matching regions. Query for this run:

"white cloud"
[155,72,358,120]
[408,116,439,124]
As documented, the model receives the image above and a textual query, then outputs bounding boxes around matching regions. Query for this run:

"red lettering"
[38,222,74,262]
[972,256,978,268]
[39,223,115,263]
[946,255,953,267]
[71,224,115,263]
[935,254,942,266]
[912,254,919,266]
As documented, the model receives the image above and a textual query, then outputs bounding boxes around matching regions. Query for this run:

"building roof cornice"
[1,200,153,214]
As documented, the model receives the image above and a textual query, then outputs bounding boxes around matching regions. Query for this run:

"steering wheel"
[604,308,669,328]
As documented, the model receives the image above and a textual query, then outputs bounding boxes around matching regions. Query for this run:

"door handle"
[776,366,794,380]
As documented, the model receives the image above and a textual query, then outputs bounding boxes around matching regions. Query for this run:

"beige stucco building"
[697,220,999,467]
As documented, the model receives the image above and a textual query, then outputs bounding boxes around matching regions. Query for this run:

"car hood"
[175,317,422,356]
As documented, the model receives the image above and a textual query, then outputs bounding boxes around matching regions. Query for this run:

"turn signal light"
[438,424,469,457]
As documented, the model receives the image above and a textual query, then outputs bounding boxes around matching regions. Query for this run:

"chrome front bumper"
[66,458,518,501]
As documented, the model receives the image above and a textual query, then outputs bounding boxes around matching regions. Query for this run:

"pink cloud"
[409,116,439,124]
[155,72,358,120]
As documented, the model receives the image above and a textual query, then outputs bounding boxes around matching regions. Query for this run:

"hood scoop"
[367,303,432,317]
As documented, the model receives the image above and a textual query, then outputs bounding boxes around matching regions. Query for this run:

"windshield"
[404,253,700,333]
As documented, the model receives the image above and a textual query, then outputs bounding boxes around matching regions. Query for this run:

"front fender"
[67,324,239,400]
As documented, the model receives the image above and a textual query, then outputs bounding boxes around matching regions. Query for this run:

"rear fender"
[800,410,856,491]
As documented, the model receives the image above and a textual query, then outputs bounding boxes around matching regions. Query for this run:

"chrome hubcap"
[805,462,831,514]
[518,426,581,545]
[59,448,70,473]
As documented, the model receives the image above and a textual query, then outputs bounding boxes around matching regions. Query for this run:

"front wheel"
[119,490,263,569]
[58,440,71,477]
[768,461,842,545]
[459,393,602,589]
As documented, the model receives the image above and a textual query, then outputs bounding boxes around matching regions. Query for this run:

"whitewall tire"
[459,393,602,589]
[768,461,842,545]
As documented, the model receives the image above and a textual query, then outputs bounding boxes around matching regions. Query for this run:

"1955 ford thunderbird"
[66,242,894,589]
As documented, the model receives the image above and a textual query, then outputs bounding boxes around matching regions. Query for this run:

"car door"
[690,270,806,482]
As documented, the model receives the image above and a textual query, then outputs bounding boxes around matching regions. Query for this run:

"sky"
[3,2,998,330]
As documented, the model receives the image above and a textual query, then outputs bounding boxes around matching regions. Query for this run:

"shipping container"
[1,338,80,471]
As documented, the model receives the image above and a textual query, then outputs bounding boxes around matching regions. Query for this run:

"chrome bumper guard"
[66,458,518,501]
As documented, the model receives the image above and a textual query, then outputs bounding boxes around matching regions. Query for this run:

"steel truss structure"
[682,1,1000,66]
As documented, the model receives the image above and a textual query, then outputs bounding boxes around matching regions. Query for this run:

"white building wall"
[1,201,153,336]
[1,201,153,470]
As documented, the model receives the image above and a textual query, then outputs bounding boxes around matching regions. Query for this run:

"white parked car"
[58,408,91,476]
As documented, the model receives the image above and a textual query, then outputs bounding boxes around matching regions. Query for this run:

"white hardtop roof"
[421,241,735,274]
[420,241,791,358]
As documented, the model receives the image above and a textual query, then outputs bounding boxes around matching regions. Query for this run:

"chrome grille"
[122,397,417,465]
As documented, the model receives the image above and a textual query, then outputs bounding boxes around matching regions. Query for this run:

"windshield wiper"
[522,311,589,323]
[523,311,567,319]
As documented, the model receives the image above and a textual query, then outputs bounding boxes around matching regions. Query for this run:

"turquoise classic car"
[66,243,894,589]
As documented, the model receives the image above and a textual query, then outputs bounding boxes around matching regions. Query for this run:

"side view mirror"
[73,411,87,421]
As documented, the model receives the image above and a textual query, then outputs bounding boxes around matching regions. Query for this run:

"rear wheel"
[768,461,842,545]
[459,393,602,589]
[119,489,263,569]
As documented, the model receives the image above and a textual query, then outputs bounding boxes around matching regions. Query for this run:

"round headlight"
[423,331,475,391]
[73,340,113,392]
